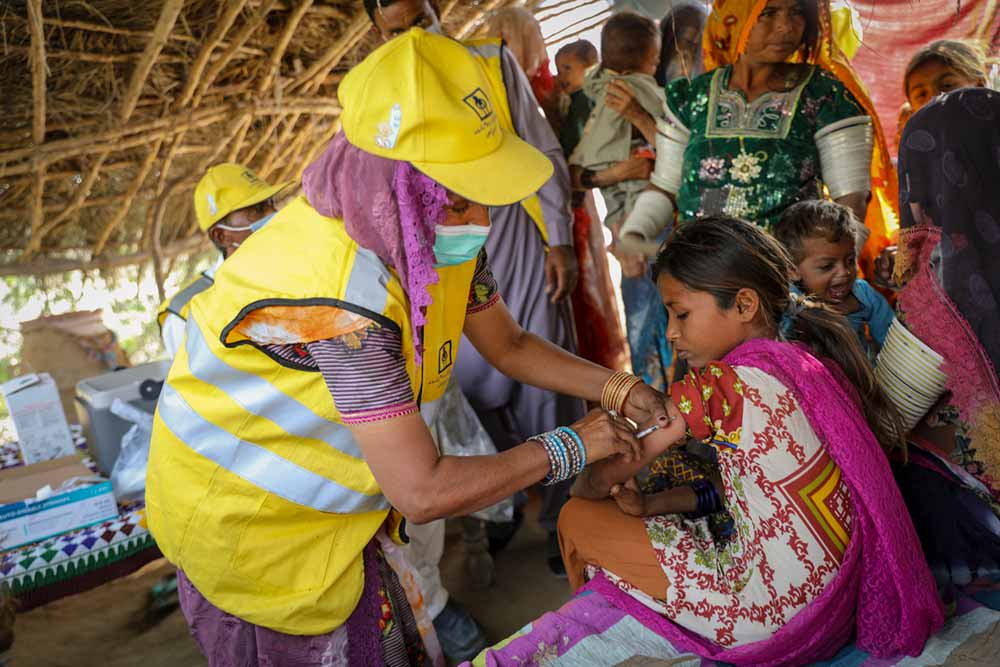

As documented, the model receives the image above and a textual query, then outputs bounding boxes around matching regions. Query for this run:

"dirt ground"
[12,500,570,667]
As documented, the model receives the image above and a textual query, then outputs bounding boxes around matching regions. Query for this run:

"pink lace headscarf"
[302,132,450,365]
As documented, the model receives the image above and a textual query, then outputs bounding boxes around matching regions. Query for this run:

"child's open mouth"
[827,283,850,302]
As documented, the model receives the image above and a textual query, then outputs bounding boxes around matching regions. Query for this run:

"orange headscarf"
[704,0,898,273]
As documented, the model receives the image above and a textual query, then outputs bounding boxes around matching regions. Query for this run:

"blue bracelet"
[688,478,723,516]
[557,426,586,473]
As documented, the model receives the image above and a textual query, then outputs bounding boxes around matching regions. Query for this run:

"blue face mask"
[215,210,276,235]
[433,224,491,267]
[247,211,276,232]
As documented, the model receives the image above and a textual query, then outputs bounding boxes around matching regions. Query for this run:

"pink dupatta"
[586,338,943,665]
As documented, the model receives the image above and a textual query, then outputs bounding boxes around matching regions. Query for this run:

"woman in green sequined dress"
[664,62,864,229]
[622,0,880,243]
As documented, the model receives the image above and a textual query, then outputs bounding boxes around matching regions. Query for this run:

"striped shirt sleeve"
[306,326,418,424]
[259,324,417,424]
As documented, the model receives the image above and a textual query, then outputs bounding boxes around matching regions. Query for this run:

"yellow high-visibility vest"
[146,196,475,635]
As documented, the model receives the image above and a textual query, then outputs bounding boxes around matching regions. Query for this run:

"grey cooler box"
[75,360,171,476]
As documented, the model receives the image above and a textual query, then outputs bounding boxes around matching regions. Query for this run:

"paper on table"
[1,373,76,464]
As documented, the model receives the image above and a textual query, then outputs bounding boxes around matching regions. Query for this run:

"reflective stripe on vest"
[343,245,392,319]
[462,39,550,246]
[157,384,389,514]
[158,273,214,328]
[183,319,364,461]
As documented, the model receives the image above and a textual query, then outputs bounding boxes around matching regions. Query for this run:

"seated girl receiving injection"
[559,217,941,663]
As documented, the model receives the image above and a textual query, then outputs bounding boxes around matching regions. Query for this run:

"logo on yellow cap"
[462,88,493,122]
[376,104,403,150]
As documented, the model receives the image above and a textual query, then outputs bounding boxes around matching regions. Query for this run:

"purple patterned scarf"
[586,338,943,665]
[302,132,450,365]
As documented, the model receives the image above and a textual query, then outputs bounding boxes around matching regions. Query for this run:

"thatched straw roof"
[0,0,598,289]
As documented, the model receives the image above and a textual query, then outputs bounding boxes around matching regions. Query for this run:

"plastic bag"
[430,380,514,523]
[109,399,154,503]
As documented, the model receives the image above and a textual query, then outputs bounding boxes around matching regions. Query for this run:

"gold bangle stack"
[601,371,642,415]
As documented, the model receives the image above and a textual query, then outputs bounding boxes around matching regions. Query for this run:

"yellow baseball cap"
[193,163,293,231]
[338,28,552,206]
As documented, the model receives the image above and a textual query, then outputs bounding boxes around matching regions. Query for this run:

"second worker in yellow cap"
[156,164,292,358]
[145,29,675,666]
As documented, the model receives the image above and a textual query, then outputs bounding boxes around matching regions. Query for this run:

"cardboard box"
[1,373,75,464]
[0,456,118,550]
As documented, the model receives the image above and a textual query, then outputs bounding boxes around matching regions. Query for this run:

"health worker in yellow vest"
[146,29,673,667]
[157,164,291,357]
[368,3,584,656]
[367,0,588,573]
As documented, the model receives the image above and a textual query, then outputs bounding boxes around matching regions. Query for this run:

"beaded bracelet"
[530,426,586,486]
[557,426,586,470]
[601,371,642,415]
[556,427,586,476]
[529,431,565,486]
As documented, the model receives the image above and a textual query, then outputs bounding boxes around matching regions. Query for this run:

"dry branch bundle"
[0,0,554,280]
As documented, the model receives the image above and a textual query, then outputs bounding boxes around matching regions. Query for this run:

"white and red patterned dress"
[604,362,854,648]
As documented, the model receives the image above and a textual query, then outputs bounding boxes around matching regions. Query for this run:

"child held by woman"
[554,40,598,157]
[570,11,664,230]
[552,38,629,373]
[774,200,894,357]
[560,217,941,663]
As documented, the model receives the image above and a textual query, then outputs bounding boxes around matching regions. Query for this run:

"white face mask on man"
[213,210,277,251]
[213,211,278,249]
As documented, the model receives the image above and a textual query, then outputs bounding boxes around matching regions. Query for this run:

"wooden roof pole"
[455,0,508,39]
[258,0,314,94]
[304,18,372,94]
[545,6,613,44]
[26,0,46,257]
[226,117,254,163]
[119,0,185,122]
[439,0,461,21]
[0,236,210,278]
[27,0,46,146]
[286,13,370,94]
[257,114,304,178]
[37,3,208,247]
[1,100,337,178]
[192,0,280,108]
[175,0,249,109]
[268,116,322,182]
[92,138,165,256]
[13,16,263,57]
[537,0,606,24]
[30,152,111,249]
[91,0,188,263]
[240,115,285,166]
